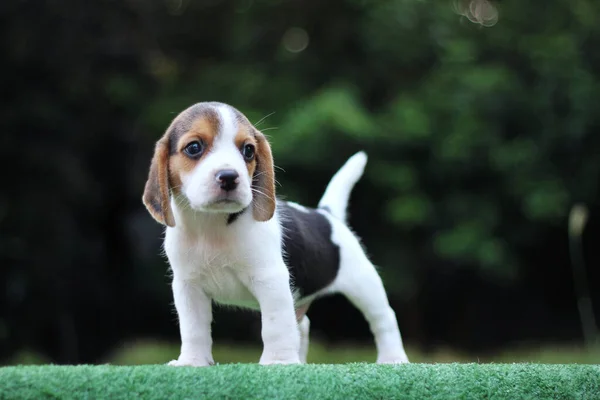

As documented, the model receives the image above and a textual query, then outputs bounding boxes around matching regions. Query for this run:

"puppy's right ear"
[142,139,176,227]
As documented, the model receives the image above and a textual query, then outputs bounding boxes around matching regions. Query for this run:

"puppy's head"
[142,102,276,227]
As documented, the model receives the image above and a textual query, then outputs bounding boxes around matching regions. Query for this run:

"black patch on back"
[279,201,340,298]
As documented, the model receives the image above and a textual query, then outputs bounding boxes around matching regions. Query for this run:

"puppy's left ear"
[142,138,176,227]
[252,130,276,221]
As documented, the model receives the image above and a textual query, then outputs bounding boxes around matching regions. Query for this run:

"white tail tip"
[318,151,368,222]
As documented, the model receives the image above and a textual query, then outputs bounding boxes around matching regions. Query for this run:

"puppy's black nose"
[215,169,239,191]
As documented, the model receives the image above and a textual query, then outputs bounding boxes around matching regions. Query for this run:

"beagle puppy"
[142,101,410,366]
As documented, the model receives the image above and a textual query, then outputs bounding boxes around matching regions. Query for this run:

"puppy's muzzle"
[215,169,240,192]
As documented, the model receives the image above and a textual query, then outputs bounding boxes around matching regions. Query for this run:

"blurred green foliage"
[135,0,600,287]
[2,0,600,364]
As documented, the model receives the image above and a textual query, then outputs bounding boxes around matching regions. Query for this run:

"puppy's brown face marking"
[167,105,221,155]
[235,124,258,180]
[168,115,220,196]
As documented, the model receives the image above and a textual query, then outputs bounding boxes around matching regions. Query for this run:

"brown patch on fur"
[252,129,276,221]
[168,118,219,195]
[142,137,176,227]
[235,125,258,179]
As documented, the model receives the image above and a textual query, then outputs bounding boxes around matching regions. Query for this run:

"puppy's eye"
[242,143,255,161]
[184,141,204,157]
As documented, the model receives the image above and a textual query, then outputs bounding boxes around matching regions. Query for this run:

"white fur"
[162,103,409,366]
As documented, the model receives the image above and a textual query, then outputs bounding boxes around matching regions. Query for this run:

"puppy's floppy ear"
[142,138,176,227]
[252,130,276,221]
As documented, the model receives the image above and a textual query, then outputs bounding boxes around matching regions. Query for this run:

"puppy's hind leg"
[298,315,310,363]
[336,256,410,364]
[295,304,311,363]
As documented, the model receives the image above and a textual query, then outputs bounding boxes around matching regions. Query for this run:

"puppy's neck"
[170,194,247,237]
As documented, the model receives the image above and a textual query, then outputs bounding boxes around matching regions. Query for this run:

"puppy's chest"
[197,265,258,309]
[167,234,260,308]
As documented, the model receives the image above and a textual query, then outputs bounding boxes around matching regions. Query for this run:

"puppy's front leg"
[247,267,301,365]
[168,277,214,367]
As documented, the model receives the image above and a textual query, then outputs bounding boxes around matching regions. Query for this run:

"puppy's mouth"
[197,196,248,213]
[214,198,237,204]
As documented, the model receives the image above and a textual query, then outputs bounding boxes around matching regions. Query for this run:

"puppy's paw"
[259,353,301,366]
[259,358,301,366]
[377,354,410,364]
[167,357,213,367]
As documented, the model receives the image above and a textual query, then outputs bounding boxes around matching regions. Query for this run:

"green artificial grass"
[1,363,599,400]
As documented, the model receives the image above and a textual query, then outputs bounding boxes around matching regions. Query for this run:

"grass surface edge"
[2,363,599,399]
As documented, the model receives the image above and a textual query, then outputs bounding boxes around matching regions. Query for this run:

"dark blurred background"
[1,0,599,365]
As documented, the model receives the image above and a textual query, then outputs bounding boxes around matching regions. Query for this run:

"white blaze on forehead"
[215,104,238,146]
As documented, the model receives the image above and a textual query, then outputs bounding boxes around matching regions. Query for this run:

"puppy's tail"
[318,151,368,222]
